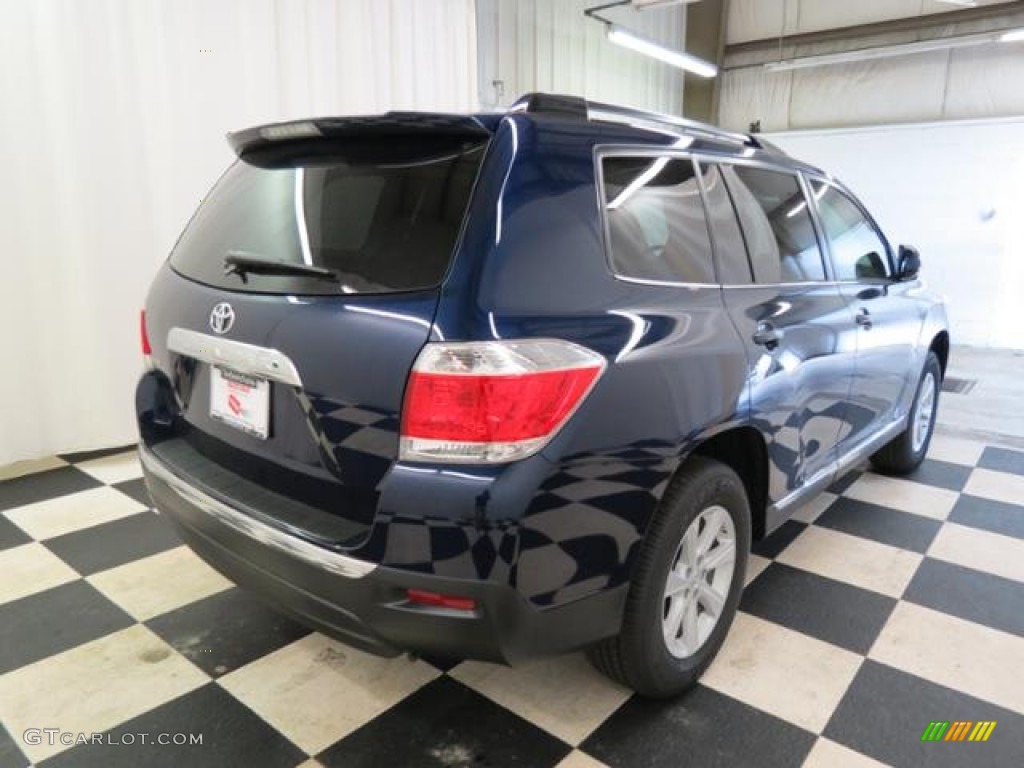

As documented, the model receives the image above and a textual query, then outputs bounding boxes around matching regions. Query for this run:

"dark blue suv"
[137,93,949,697]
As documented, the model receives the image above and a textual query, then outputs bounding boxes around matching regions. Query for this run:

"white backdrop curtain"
[0,0,478,467]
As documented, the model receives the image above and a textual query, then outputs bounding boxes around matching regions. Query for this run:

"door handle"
[855,308,873,329]
[752,322,784,349]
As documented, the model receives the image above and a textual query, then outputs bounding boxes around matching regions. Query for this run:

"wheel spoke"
[695,507,724,556]
[681,525,698,565]
[701,539,736,573]
[697,582,726,618]
[681,593,699,649]
[665,570,688,597]
[663,596,686,644]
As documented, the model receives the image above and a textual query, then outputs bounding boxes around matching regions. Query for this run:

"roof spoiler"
[227,113,492,158]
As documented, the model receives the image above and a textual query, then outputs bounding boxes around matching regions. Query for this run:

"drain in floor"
[943,376,977,395]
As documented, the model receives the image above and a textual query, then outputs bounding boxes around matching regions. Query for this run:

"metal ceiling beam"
[726,0,1024,55]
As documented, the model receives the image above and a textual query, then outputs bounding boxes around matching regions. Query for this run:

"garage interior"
[1,1,1023,767]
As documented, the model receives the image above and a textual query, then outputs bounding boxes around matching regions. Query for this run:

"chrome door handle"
[752,322,784,349]
[856,309,873,329]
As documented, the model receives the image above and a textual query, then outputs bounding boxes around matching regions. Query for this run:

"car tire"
[587,456,750,698]
[870,351,942,476]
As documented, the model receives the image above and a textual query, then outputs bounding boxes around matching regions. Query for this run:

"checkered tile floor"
[1,434,1023,768]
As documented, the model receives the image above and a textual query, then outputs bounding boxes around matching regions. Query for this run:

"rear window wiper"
[224,251,338,282]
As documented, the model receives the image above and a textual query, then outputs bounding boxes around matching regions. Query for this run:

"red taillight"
[399,340,605,464]
[406,589,477,612]
[140,309,152,356]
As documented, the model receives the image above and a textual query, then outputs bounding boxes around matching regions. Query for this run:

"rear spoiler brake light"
[227,114,493,158]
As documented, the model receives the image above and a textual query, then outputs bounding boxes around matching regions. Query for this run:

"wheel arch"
[688,426,770,541]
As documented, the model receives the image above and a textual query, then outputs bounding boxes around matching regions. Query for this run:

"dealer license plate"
[210,366,270,439]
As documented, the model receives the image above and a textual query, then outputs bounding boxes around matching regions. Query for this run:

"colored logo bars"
[921,721,997,742]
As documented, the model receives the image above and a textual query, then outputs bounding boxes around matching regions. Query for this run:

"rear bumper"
[140,446,625,664]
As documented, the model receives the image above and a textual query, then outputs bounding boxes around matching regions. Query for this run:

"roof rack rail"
[508,92,770,152]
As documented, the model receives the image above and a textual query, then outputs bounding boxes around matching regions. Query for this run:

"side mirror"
[897,245,921,281]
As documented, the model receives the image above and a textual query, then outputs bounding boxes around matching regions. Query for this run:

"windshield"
[169,137,487,295]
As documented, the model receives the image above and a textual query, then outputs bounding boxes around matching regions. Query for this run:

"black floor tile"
[582,684,815,768]
[978,446,1024,477]
[828,469,862,495]
[907,459,973,492]
[0,581,133,674]
[0,724,28,768]
[0,467,101,513]
[39,684,304,768]
[317,676,571,768]
[58,444,137,464]
[740,563,897,654]
[904,558,1024,637]
[826,660,1024,768]
[950,494,1024,540]
[815,497,942,553]
[0,514,31,552]
[112,477,152,507]
[44,511,181,576]
[146,588,310,677]
[752,520,807,559]
[419,654,464,673]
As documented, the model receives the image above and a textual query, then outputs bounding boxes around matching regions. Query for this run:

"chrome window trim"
[167,327,303,388]
[139,446,376,579]
[802,174,897,281]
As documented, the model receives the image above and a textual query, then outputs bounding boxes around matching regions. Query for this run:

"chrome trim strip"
[167,328,303,387]
[139,447,376,579]
[770,416,907,516]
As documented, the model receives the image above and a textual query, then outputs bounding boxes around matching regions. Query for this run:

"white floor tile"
[75,451,142,485]
[702,612,863,734]
[3,487,146,540]
[0,624,208,763]
[844,474,958,520]
[745,553,773,586]
[87,546,233,621]
[964,468,1024,508]
[802,737,889,768]
[869,602,1024,715]
[451,654,631,746]
[218,633,438,755]
[928,523,1024,584]
[556,750,612,768]
[927,434,985,467]
[777,526,922,598]
[0,542,79,604]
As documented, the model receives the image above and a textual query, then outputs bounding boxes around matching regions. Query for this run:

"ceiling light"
[607,25,718,78]
[1002,28,1024,42]
[934,0,977,6]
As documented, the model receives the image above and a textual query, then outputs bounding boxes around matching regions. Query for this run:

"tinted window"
[602,156,715,284]
[170,139,487,295]
[723,165,826,284]
[811,181,890,281]
[698,163,752,284]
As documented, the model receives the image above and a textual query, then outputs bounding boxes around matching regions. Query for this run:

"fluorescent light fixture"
[607,25,718,78]
[934,0,977,6]
[630,0,698,9]
[764,30,1009,72]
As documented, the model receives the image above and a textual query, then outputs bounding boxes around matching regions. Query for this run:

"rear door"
[705,161,858,517]
[142,122,489,548]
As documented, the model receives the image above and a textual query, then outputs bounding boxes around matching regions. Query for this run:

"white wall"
[767,117,1024,349]
[476,0,685,114]
[0,0,478,467]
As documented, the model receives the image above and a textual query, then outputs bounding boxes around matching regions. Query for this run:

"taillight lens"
[399,339,606,464]
[140,309,153,356]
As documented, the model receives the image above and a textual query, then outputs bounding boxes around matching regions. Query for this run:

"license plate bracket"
[210,366,270,439]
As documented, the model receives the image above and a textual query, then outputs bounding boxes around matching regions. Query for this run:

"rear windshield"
[169,137,487,295]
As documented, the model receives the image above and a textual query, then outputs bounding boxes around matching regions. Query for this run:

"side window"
[697,163,753,284]
[722,165,827,284]
[811,181,890,281]
[601,156,715,284]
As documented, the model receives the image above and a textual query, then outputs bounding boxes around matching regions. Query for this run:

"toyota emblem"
[209,303,235,335]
